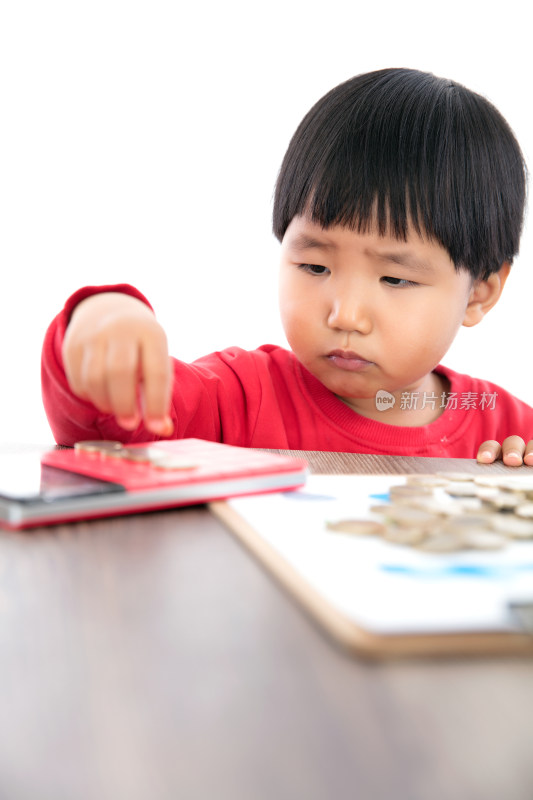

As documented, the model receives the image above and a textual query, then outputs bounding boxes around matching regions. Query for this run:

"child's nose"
[327,291,372,334]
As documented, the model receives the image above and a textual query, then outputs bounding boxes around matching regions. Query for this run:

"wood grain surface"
[0,451,532,800]
[265,450,516,475]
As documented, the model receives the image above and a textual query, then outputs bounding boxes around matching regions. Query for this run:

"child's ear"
[462,262,511,328]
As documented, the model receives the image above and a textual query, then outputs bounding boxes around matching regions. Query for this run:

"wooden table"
[1,451,532,800]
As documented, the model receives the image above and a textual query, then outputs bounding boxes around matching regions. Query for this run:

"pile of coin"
[74,441,198,471]
[326,472,533,553]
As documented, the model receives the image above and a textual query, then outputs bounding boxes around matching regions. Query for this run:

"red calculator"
[0,439,308,530]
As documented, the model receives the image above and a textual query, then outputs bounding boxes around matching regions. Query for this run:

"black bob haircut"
[273,68,527,280]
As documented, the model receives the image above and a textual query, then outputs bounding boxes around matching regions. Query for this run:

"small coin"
[74,440,124,454]
[408,497,458,516]
[445,498,484,515]
[406,474,450,488]
[473,476,508,488]
[115,446,170,464]
[383,506,440,529]
[442,514,495,533]
[326,519,386,536]
[515,503,533,519]
[474,476,533,492]
[489,515,533,539]
[417,531,465,553]
[369,504,392,514]
[444,482,478,497]
[436,471,475,482]
[475,486,501,501]
[462,530,507,550]
[384,525,428,546]
[389,484,433,499]
[485,492,525,511]
[107,448,199,470]
[494,477,533,493]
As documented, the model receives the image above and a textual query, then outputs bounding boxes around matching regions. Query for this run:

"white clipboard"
[211,474,533,658]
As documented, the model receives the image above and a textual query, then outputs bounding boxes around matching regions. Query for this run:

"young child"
[42,68,533,465]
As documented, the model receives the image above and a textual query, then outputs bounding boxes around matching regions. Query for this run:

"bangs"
[273,69,527,280]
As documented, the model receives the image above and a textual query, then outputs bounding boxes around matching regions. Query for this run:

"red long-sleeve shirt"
[41,285,533,456]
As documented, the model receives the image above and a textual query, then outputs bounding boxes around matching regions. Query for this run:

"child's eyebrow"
[287,234,335,252]
[287,235,437,272]
[370,250,436,273]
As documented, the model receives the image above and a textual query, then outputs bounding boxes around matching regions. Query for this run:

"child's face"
[279,216,479,422]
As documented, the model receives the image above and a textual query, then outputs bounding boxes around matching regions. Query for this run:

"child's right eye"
[298,264,329,275]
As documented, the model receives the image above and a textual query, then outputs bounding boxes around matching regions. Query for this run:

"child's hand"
[62,292,173,436]
[476,436,533,467]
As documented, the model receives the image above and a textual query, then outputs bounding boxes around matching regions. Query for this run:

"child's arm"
[61,291,174,436]
[42,286,178,444]
[42,285,270,448]
[477,437,533,466]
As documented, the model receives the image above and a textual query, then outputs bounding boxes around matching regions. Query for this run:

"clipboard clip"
[508,601,533,635]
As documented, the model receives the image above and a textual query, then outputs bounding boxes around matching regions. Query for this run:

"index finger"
[139,334,173,434]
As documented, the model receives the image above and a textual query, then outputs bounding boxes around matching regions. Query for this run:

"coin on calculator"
[74,440,124,454]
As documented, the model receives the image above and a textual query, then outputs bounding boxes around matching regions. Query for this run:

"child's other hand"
[476,436,533,467]
[62,292,173,436]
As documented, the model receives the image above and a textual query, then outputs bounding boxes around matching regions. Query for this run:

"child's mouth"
[326,350,374,372]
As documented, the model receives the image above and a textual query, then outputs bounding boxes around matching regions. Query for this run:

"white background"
[0,0,531,445]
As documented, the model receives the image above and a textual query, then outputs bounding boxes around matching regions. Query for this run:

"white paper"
[228,475,533,635]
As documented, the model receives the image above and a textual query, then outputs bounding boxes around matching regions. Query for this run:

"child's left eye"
[382,276,419,288]
[298,264,329,276]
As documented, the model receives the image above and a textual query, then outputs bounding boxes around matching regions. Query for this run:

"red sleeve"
[41,284,266,447]
[41,284,155,445]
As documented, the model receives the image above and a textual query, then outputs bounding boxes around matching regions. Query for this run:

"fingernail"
[148,419,165,434]
[478,450,493,462]
[163,417,174,436]
[148,417,174,436]
[117,415,140,430]
[505,451,521,463]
